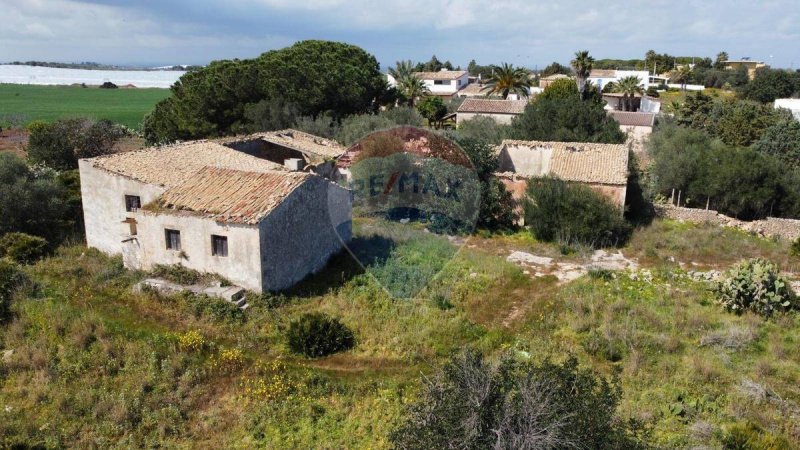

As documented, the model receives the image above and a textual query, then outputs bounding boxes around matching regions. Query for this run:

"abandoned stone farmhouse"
[495,140,629,216]
[79,131,352,292]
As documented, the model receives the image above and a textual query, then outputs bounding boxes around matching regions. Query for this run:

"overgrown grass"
[627,219,797,271]
[0,84,169,129]
[1,222,799,447]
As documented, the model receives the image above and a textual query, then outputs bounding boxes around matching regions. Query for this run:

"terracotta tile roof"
[608,111,655,127]
[498,140,629,185]
[589,69,616,78]
[216,129,345,159]
[87,141,285,188]
[458,82,492,95]
[152,167,312,225]
[414,70,468,81]
[458,98,528,114]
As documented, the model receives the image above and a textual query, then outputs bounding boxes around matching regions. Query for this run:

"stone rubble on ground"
[686,270,722,282]
[505,249,638,283]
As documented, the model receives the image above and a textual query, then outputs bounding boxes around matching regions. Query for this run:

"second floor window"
[125,195,141,212]
[165,229,181,251]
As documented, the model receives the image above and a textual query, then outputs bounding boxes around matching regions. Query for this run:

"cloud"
[1,0,798,68]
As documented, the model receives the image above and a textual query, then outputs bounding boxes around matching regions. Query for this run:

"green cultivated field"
[0,84,171,129]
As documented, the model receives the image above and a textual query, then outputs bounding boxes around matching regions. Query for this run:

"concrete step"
[133,278,250,312]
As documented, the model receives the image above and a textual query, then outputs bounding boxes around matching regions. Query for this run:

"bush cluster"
[790,237,800,258]
[0,259,24,323]
[524,176,630,248]
[286,312,355,358]
[0,153,72,244]
[0,232,48,264]
[391,350,644,449]
[714,258,797,317]
[27,118,128,170]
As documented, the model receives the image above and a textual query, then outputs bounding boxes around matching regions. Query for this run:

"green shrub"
[391,350,643,449]
[714,258,797,317]
[583,329,626,362]
[721,422,793,450]
[0,259,24,323]
[0,153,71,243]
[286,312,355,358]
[524,176,631,248]
[0,232,48,264]
[790,237,800,257]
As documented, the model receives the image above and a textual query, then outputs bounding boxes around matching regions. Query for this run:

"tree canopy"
[482,63,531,99]
[143,40,387,144]
[741,68,800,103]
[510,94,625,144]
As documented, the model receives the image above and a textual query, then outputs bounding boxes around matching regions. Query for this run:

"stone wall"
[259,176,352,291]
[655,204,800,241]
[654,205,723,224]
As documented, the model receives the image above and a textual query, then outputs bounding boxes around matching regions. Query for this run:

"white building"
[79,134,352,292]
[588,69,650,91]
[414,70,469,97]
[775,98,800,121]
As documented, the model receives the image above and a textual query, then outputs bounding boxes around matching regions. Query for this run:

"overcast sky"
[2,0,799,69]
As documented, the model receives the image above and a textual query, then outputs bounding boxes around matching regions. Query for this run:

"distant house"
[456,98,528,125]
[588,69,650,91]
[79,136,351,292]
[414,70,469,97]
[495,140,629,219]
[775,98,800,121]
[724,59,767,80]
[538,73,572,89]
[608,111,656,153]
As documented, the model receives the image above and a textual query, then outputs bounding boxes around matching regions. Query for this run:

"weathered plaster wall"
[585,183,627,209]
[498,145,553,176]
[259,178,352,291]
[78,159,165,255]
[621,125,652,154]
[132,212,263,291]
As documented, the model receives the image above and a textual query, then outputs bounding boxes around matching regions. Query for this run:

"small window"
[211,235,228,257]
[165,229,181,251]
[434,80,447,85]
[125,195,141,212]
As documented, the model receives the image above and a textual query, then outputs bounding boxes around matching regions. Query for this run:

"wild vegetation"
[4,41,800,448]
[1,218,799,447]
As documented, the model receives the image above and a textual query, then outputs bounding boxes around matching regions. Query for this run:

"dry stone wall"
[654,205,800,241]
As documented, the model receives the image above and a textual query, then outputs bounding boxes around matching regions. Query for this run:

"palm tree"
[389,60,414,82]
[398,76,429,107]
[614,76,644,111]
[389,60,430,106]
[481,63,531,99]
[570,50,594,100]
[671,66,693,91]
